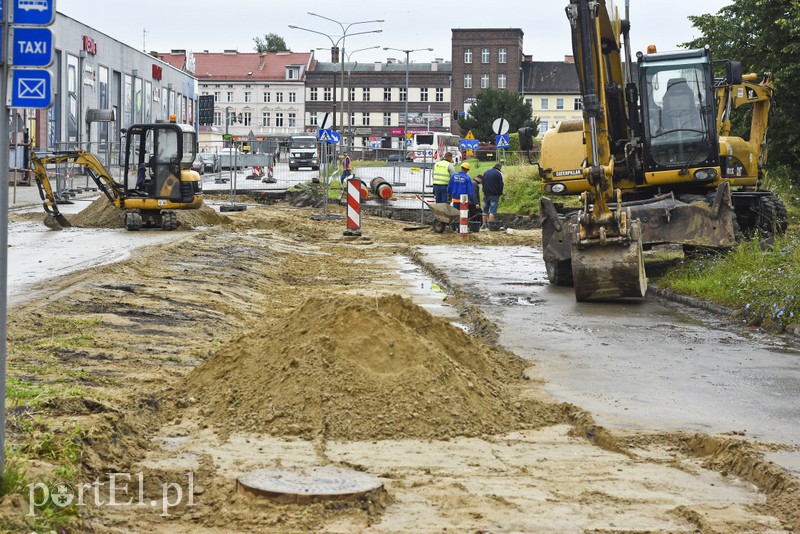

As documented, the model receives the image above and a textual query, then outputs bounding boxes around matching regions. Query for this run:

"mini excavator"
[32,118,203,231]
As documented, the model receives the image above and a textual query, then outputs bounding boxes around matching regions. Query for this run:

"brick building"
[305,59,452,150]
[450,28,525,135]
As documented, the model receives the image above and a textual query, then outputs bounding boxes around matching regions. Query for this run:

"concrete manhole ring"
[236,466,384,504]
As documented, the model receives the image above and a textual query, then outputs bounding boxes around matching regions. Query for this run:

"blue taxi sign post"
[10,26,52,66]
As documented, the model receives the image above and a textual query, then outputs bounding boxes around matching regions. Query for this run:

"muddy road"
[2,201,798,533]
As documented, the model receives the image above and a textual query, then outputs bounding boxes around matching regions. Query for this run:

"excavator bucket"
[43,213,71,231]
[570,219,647,302]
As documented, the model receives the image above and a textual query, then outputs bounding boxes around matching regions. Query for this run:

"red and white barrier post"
[344,177,362,236]
[459,193,469,235]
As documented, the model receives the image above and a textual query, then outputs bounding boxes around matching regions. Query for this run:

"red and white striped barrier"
[459,194,469,235]
[345,177,362,236]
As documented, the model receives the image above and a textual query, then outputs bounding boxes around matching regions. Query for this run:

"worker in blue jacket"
[447,161,475,229]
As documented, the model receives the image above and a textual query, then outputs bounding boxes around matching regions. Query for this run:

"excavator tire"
[160,210,178,231]
[125,211,143,231]
[545,259,574,286]
[753,194,787,238]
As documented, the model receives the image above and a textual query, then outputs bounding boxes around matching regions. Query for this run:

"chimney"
[564,55,575,63]
[523,54,533,62]
[431,60,438,72]
[259,54,266,71]
[374,61,382,72]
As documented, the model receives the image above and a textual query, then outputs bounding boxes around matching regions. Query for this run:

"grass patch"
[657,235,800,331]
[6,377,88,408]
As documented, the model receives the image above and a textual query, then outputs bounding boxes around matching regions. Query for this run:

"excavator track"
[570,219,647,302]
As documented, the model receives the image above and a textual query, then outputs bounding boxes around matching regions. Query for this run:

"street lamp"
[345,45,381,148]
[289,16,382,131]
[383,47,433,153]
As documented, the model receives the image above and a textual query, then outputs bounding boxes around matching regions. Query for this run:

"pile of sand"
[69,196,229,229]
[185,294,554,440]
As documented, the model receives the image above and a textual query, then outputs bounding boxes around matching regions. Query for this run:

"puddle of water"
[394,256,459,320]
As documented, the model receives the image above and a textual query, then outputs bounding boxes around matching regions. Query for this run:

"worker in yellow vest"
[432,151,455,204]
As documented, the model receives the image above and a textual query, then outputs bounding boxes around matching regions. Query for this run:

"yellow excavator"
[537,0,786,301]
[32,118,203,231]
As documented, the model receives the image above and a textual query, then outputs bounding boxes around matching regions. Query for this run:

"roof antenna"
[143,28,149,52]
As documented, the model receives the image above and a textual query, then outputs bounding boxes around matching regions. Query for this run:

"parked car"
[199,153,220,173]
[386,152,412,163]
[475,143,497,161]
[191,154,204,175]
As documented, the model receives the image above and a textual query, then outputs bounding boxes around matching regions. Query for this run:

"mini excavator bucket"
[43,213,72,231]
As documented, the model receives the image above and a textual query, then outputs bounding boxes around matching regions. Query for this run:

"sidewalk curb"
[648,284,800,341]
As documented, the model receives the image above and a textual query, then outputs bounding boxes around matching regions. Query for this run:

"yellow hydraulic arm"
[30,150,125,230]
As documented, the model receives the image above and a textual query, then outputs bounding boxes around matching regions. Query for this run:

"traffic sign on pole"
[10,68,53,108]
[492,118,509,135]
[496,134,510,148]
[11,0,55,25]
[9,27,53,67]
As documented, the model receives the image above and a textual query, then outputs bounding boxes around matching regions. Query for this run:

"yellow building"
[521,57,582,137]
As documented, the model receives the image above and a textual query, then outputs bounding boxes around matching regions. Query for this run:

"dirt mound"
[185,294,552,440]
[69,196,229,229]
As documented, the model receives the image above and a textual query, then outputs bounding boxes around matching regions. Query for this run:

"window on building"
[556,98,564,110]
[481,48,490,63]
[288,113,296,127]
[362,113,370,126]
[540,120,549,132]
[464,48,472,63]
[263,92,270,103]
[400,87,407,102]
[498,73,506,89]
[384,87,392,101]
[349,87,356,101]
[541,98,549,110]
[481,74,489,89]
[213,91,221,102]
[262,112,271,127]
[324,87,332,101]
[309,113,318,126]
[286,66,300,79]
[574,97,582,110]
[362,87,370,101]
[275,113,284,127]
[499,47,507,64]
[309,88,317,101]
[383,112,391,126]
[420,88,428,102]
[436,87,444,102]
[275,92,284,103]
[289,92,297,103]
[226,91,234,102]
[464,74,472,89]
[526,98,533,106]
[214,111,221,126]
[243,112,251,126]
[244,91,252,103]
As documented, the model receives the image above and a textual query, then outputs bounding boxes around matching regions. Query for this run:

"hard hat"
[460,161,471,171]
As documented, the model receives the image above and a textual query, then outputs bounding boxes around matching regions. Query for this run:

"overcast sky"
[56,1,732,64]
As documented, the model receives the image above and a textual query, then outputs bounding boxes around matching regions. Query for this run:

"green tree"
[253,33,289,53]
[684,1,800,174]
[456,88,538,143]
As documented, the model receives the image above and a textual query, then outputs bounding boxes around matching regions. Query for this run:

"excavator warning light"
[169,114,177,123]
[647,45,658,54]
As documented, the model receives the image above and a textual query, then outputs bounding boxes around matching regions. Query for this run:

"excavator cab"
[121,120,203,230]
[638,48,720,179]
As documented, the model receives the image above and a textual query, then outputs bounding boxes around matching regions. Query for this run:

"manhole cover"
[236,466,383,504]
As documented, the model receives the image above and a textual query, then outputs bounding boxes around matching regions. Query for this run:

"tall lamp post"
[289,16,382,132]
[383,47,433,153]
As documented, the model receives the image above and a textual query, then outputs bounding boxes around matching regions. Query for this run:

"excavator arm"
[30,150,125,230]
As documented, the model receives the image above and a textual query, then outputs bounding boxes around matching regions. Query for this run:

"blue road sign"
[329,131,341,145]
[11,27,53,67]
[496,134,510,148]
[12,0,55,26]
[318,128,332,141]
[11,68,53,108]
[460,139,478,150]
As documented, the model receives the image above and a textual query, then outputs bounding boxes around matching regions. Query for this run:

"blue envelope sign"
[11,69,53,108]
